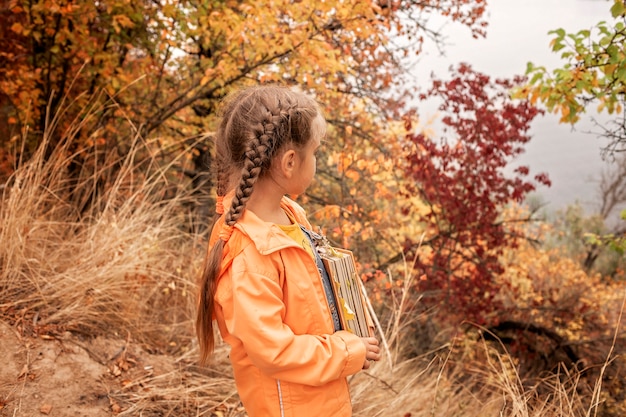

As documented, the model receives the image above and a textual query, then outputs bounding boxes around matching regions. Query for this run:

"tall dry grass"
[349,302,622,417]
[0,98,202,351]
[347,251,616,417]
[0,97,620,416]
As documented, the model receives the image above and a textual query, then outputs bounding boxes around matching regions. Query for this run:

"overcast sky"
[412,0,619,222]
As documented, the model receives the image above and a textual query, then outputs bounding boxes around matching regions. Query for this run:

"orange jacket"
[209,196,366,417]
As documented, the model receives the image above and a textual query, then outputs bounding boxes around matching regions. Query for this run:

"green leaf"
[615,65,626,81]
[610,0,625,18]
[530,71,544,85]
[600,35,613,46]
[607,44,621,63]
[553,42,566,52]
[598,22,611,36]
[549,28,566,39]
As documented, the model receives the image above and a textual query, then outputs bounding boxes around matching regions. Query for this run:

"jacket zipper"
[276,379,285,417]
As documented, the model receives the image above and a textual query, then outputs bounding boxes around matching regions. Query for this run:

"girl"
[196,85,381,417]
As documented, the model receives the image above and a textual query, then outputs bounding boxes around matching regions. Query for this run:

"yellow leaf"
[10,22,23,34]
[114,14,135,29]
[345,170,360,182]
[340,298,355,321]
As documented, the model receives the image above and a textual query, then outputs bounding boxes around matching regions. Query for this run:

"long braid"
[196,86,320,365]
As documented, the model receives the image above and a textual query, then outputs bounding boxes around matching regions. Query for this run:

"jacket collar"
[210,194,311,266]
[234,202,301,255]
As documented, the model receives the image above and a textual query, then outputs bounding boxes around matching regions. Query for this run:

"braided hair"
[196,85,322,365]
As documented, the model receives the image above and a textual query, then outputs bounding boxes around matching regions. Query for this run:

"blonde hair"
[196,85,322,365]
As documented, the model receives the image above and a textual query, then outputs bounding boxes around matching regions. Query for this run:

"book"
[316,245,375,338]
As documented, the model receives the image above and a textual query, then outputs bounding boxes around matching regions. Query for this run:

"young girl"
[196,85,381,417]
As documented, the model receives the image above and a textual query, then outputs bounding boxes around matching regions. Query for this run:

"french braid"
[196,85,321,365]
[224,105,290,225]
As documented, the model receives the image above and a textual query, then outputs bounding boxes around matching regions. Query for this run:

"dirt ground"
[0,319,190,417]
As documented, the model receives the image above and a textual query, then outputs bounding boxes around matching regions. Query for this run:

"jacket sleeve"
[223,252,366,386]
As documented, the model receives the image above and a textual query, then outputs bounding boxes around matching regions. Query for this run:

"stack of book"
[317,246,375,338]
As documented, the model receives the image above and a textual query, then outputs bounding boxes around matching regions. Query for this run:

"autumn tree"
[395,64,550,325]
[0,1,486,170]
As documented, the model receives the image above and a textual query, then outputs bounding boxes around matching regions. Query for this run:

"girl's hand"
[360,337,381,369]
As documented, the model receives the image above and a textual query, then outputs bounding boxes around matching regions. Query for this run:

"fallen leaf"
[40,404,52,414]
[109,398,121,414]
[110,364,121,376]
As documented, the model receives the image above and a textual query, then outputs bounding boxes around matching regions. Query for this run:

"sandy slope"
[0,320,185,417]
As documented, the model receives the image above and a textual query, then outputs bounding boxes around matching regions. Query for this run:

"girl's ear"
[277,148,297,179]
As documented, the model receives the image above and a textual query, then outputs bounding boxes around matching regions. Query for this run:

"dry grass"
[109,345,244,417]
[346,260,616,417]
[0,104,202,352]
[348,332,610,417]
